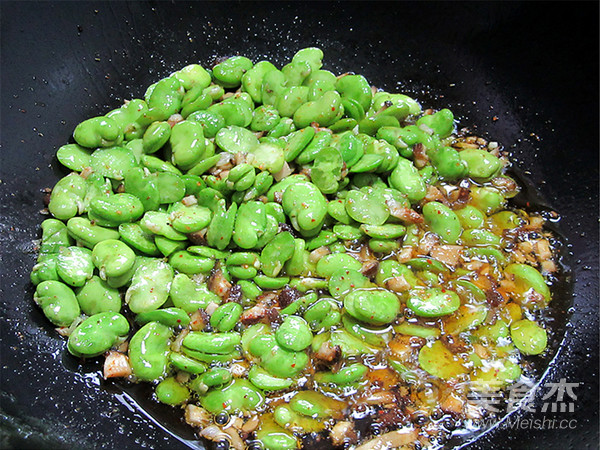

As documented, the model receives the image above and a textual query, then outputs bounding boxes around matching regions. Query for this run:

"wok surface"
[1,2,598,449]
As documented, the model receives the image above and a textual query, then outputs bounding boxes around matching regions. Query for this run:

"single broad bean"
[34,280,80,327]
[67,312,129,358]
[128,321,172,381]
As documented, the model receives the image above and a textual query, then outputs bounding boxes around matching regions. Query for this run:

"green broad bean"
[260,232,295,277]
[368,239,400,253]
[470,359,521,390]
[454,205,486,229]
[267,117,295,138]
[56,246,94,287]
[39,219,73,255]
[129,322,172,381]
[328,268,371,299]
[118,223,159,256]
[187,110,225,138]
[282,181,328,237]
[461,228,501,246]
[284,239,309,277]
[293,90,343,128]
[90,146,137,180]
[254,275,290,290]
[344,288,400,326]
[56,144,92,171]
[388,157,427,203]
[361,223,406,239]
[423,201,463,244]
[416,107,455,136]
[200,379,264,414]
[213,56,253,88]
[92,239,136,279]
[459,148,502,181]
[505,263,551,307]
[215,125,259,154]
[34,280,80,327]
[73,116,123,148]
[233,201,266,249]
[256,416,298,450]
[311,146,344,194]
[183,332,241,355]
[418,340,467,379]
[407,287,460,317]
[469,186,505,215]
[125,259,174,314]
[443,304,488,334]
[66,217,120,248]
[146,77,183,120]
[180,88,211,118]
[316,253,361,278]
[333,224,363,241]
[173,64,211,90]
[209,96,253,128]
[305,229,338,251]
[142,121,171,154]
[155,377,190,405]
[89,193,144,225]
[169,120,206,170]
[345,188,389,226]
[295,130,332,165]
[193,368,233,390]
[154,236,187,257]
[168,352,207,374]
[248,365,293,391]
[67,312,129,358]
[123,167,160,211]
[242,60,278,103]
[315,363,367,385]
[275,316,313,351]
[394,322,441,339]
[135,307,190,328]
[168,250,215,274]
[169,274,220,312]
[304,299,341,330]
[248,334,308,378]
[283,127,315,162]
[510,319,547,355]
[76,276,122,315]
[48,173,87,220]
[276,86,309,117]
[30,254,59,285]
[140,211,187,241]
[238,279,262,300]
[210,302,243,332]
[427,146,468,180]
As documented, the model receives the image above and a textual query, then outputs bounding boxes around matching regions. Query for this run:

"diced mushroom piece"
[200,425,232,443]
[222,426,245,450]
[355,427,419,450]
[240,303,268,325]
[182,195,198,206]
[273,161,294,182]
[314,341,341,364]
[440,391,465,415]
[208,266,232,299]
[396,246,415,263]
[103,351,132,379]
[385,275,411,293]
[417,232,439,255]
[185,404,212,428]
[330,421,358,447]
[241,415,260,433]
[430,245,463,268]
[205,301,220,316]
[309,246,330,264]
[388,204,424,224]
[167,113,184,127]
[412,143,429,168]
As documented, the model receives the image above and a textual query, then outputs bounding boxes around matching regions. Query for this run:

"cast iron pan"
[1,2,598,449]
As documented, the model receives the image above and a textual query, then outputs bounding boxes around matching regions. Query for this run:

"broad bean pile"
[31,48,558,449]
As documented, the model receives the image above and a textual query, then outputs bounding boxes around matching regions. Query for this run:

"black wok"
[1,2,598,449]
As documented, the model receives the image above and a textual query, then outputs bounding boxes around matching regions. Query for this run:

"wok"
[1,2,598,449]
